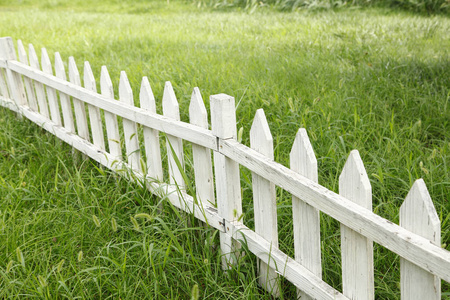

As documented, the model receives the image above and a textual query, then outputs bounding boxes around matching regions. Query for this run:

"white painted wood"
[210,93,242,269]
[0,68,9,99]
[400,179,441,300]
[217,138,450,283]
[16,40,38,111]
[54,52,75,133]
[7,60,217,150]
[250,108,279,297]
[162,81,185,189]
[119,71,141,172]
[28,44,50,118]
[189,87,215,208]
[84,61,105,151]
[100,66,121,162]
[68,57,90,141]
[0,38,27,108]
[0,94,225,237]
[290,128,321,300]
[140,76,163,181]
[41,48,62,126]
[339,150,374,300]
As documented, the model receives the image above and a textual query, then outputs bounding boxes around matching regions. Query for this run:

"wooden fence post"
[42,48,62,126]
[250,108,279,297]
[189,87,215,209]
[55,52,76,134]
[162,81,185,189]
[84,61,105,151]
[400,179,441,299]
[290,128,321,300]
[100,66,121,163]
[29,44,50,119]
[16,40,38,111]
[210,93,242,270]
[119,71,141,173]
[140,77,163,182]
[0,37,27,108]
[339,150,374,299]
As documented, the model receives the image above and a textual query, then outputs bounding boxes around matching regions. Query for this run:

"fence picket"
[84,61,105,151]
[189,87,215,208]
[339,150,374,300]
[400,179,441,299]
[0,38,26,108]
[290,128,321,300]
[0,67,9,99]
[54,52,75,133]
[119,71,141,172]
[28,44,50,118]
[210,93,242,269]
[68,57,90,141]
[250,108,279,296]
[140,77,163,181]
[100,66,121,162]
[41,48,62,126]
[162,81,185,189]
[17,40,38,111]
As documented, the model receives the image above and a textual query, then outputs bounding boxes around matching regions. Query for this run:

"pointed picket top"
[68,57,81,86]
[100,66,114,98]
[290,128,318,183]
[119,71,133,106]
[41,48,53,75]
[339,150,371,209]
[162,81,180,121]
[54,52,67,80]
[28,44,40,70]
[400,179,440,242]
[139,76,156,112]
[189,87,208,129]
[250,109,273,158]
[17,40,29,65]
[83,61,97,92]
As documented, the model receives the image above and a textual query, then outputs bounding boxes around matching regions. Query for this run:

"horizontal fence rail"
[0,36,448,299]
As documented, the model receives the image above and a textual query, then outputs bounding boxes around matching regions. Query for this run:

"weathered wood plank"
[54,52,75,133]
[9,61,217,150]
[100,66,121,162]
[0,38,27,108]
[400,179,441,299]
[210,93,242,269]
[41,48,62,126]
[189,87,215,208]
[290,128,321,300]
[218,138,450,283]
[16,40,37,110]
[140,76,163,181]
[339,150,374,299]
[162,81,185,189]
[28,44,50,118]
[119,71,141,172]
[68,57,90,141]
[84,61,105,151]
[250,108,279,297]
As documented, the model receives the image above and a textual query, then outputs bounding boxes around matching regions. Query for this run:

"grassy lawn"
[0,0,449,298]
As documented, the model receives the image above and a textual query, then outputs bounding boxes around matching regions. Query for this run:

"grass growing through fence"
[0,0,449,298]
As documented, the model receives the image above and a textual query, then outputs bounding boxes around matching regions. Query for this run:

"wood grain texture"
[54,52,75,133]
[28,44,50,118]
[84,61,105,151]
[250,108,279,296]
[140,76,163,181]
[41,48,62,126]
[400,179,441,300]
[189,87,215,207]
[162,81,185,189]
[119,71,141,172]
[339,150,374,300]
[290,128,321,300]
[16,40,37,110]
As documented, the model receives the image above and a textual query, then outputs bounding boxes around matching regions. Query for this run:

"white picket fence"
[0,36,448,299]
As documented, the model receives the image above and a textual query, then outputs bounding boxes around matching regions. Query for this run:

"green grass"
[0,0,449,298]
